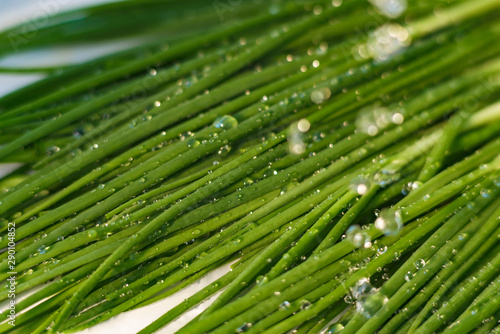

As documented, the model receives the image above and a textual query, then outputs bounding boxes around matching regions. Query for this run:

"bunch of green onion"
[0,0,499,333]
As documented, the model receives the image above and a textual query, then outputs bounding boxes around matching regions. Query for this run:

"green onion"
[0,1,499,333]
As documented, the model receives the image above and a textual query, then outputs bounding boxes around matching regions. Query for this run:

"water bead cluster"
[356,105,404,137]
[375,208,403,235]
[405,259,426,281]
[373,166,401,188]
[351,278,389,318]
[364,0,410,61]
[346,224,372,249]
[368,0,408,19]
[402,180,424,195]
[366,24,412,62]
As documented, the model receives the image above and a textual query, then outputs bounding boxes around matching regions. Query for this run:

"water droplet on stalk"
[218,145,231,157]
[288,122,307,155]
[311,87,331,104]
[350,176,371,195]
[38,245,49,254]
[375,208,403,235]
[374,167,400,187]
[237,323,252,333]
[351,278,373,300]
[297,119,311,132]
[402,181,423,195]
[327,324,345,333]
[414,259,425,269]
[377,245,388,255]
[186,139,200,148]
[392,112,404,124]
[369,0,407,18]
[356,105,392,136]
[213,115,238,130]
[357,289,389,318]
[367,24,411,61]
[312,131,325,142]
[300,300,312,310]
[480,189,492,198]
[73,128,84,138]
[313,5,323,15]
[46,146,60,156]
[346,225,372,248]
[279,301,291,310]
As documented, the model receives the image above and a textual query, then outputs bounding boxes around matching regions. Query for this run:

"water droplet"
[414,259,426,269]
[374,169,400,188]
[402,181,423,195]
[213,115,238,130]
[346,225,372,248]
[73,128,84,138]
[313,5,323,15]
[279,301,291,310]
[377,245,388,255]
[357,289,389,318]
[38,245,49,255]
[218,145,231,157]
[350,176,371,195]
[351,278,373,300]
[311,87,332,104]
[297,119,311,132]
[300,300,312,310]
[480,189,492,198]
[392,112,405,124]
[187,139,200,148]
[288,122,306,155]
[374,208,403,235]
[237,323,252,333]
[356,105,392,136]
[312,131,325,142]
[243,177,254,187]
[368,0,407,19]
[367,24,411,61]
[46,146,60,156]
